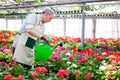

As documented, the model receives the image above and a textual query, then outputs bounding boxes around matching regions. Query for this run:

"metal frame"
[0,0,119,10]
[1,13,120,19]
[0,0,119,48]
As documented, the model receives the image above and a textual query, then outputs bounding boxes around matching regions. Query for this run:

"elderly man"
[13,8,54,69]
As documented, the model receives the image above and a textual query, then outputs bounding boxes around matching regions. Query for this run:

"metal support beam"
[92,18,96,38]
[0,0,119,10]
[63,18,66,36]
[81,5,86,48]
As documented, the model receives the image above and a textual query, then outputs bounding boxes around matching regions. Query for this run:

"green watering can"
[34,40,62,62]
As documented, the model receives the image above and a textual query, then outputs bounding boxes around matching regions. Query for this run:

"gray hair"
[42,8,55,14]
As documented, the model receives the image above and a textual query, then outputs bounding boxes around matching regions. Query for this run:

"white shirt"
[13,14,44,47]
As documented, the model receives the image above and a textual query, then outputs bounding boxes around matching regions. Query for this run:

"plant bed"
[0,31,120,80]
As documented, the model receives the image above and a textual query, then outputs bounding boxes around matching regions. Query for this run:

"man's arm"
[25,14,41,39]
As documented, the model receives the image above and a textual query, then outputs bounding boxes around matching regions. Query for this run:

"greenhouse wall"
[0,18,120,38]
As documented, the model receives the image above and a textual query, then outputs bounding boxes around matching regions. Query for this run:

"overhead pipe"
[0,0,119,10]
[0,12,120,19]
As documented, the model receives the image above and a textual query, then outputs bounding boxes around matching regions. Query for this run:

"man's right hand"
[40,36,49,44]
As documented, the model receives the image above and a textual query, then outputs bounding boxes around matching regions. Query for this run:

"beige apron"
[13,24,43,66]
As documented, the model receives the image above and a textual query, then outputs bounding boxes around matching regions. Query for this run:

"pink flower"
[48,57,53,61]
[52,54,59,60]
[4,75,13,80]
[1,61,7,66]
[3,49,10,54]
[68,56,73,61]
[15,77,25,80]
[77,58,83,64]
[59,56,62,60]
[102,52,107,56]
[85,73,92,80]
[0,47,4,51]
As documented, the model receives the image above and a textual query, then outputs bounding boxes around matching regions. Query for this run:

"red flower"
[52,54,60,60]
[4,75,13,80]
[57,69,70,78]
[57,69,65,78]
[68,56,73,61]
[96,55,102,61]
[35,67,41,73]
[1,61,7,66]
[74,70,80,76]
[77,58,83,64]
[85,73,92,80]
[15,77,25,80]
[12,61,17,65]
[64,69,69,75]
[73,45,76,50]
[30,72,38,77]
[35,67,48,73]
[84,48,93,56]
[40,67,48,73]
[82,58,88,63]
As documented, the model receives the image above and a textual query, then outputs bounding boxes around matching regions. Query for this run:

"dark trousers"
[16,62,32,69]
[12,47,16,55]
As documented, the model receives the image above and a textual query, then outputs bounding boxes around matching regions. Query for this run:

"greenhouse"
[0,0,120,80]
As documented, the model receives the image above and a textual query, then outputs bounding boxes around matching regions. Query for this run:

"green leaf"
[0,0,5,2]
[16,0,21,3]
[35,0,42,5]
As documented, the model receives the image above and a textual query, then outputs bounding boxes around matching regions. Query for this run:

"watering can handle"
[37,36,49,44]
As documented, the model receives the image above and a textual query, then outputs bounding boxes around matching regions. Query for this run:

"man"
[12,8,54,69]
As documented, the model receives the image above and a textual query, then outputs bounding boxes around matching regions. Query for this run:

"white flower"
[66,61,71,65]
[112,71,117,74]
[108,65,112,67]
[99,66,106,70]
[71,64,77,68]
[67,67,70,70]
[102,61,107,65]
[102,52,107,56]
[66,52,71,56]
[106,71,110,75]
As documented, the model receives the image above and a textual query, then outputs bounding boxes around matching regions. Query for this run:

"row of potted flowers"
[0,30,120,80]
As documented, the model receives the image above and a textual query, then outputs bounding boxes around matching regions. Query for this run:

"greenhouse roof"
[0,0,120,19]
[0,0,119,10]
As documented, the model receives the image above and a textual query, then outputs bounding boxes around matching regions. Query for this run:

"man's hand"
[58,42,63,47]
[40,36,49,44]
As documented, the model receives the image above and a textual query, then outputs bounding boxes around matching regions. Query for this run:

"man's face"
[42,13,54,23]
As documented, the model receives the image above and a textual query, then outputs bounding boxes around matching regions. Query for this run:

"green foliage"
[10,64,25,77]
[35,0,42,5]
[0,52,12,62]
[0,0,5,2]
[84,41,95,49]
[16,0,21,3]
